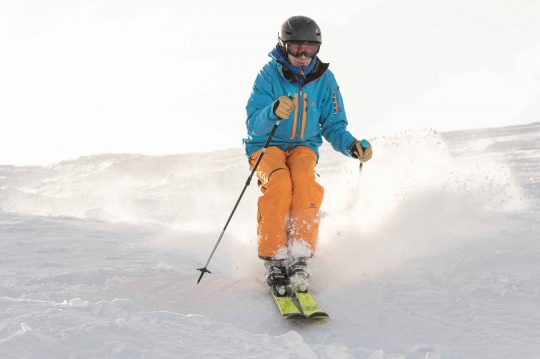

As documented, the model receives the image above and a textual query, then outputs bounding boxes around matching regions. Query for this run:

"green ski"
[270,289,329,319]
[294,291,329,319]
[270,290,303,318]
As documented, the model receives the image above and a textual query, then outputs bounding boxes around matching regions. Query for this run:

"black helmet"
[278,16,322,46]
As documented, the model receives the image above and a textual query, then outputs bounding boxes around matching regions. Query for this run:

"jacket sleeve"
[245,68,279,136]
[319,77,357,157]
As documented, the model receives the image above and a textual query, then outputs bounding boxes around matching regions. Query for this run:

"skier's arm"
[246,71,281,136]
[319,80,357,157]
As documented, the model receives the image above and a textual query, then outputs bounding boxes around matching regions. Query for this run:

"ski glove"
[273,96,294,120]
[351,140,373,162]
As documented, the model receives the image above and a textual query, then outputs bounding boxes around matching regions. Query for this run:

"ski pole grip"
[360,139,370,150]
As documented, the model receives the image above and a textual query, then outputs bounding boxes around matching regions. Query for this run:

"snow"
[1,122,539,358]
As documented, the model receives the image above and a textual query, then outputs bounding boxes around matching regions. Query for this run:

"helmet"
[278,16,322,46]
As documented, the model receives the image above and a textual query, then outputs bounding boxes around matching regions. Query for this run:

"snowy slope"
[1,122,539,358]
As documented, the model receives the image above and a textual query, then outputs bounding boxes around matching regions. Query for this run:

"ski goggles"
[285,41,320,58]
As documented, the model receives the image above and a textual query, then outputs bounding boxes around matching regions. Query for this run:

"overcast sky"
[1,0,539,165]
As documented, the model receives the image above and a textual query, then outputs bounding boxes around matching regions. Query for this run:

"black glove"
[350,140,373,162]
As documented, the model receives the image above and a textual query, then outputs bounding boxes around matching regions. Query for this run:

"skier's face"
[285,41,319,68]
[285,42,320,58]
[287,53,312,67]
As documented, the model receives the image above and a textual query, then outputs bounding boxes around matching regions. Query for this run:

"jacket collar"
[269,44,329,85]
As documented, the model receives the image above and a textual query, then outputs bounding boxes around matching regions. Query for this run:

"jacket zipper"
[295,90,309,141]
[300,92,307,139]
[296,90,303,142]
[290,93,299,139]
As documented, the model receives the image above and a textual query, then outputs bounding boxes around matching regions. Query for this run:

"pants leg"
[249,147,292,259]
[286,146,324,255]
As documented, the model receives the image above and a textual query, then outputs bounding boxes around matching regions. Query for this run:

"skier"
[244,16,373,296]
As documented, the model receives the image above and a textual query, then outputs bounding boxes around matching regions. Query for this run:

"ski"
[270,289,329,319]
[270,290,304,318]
[294,291,329,319]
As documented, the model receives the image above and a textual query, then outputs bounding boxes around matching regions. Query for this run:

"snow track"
[1,296,339,358]
[1,122,539,358]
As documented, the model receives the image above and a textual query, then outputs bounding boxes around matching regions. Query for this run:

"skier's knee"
[267,169,292,195]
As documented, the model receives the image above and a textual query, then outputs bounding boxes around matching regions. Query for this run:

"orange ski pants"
[248,146,324,259]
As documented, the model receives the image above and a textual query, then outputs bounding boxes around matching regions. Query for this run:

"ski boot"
[264,259,289,297]
[288,257,310,293]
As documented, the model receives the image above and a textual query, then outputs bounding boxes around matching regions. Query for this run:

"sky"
[1,0,539,165]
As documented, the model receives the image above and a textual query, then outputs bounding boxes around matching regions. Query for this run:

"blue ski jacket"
[243,45,357,160]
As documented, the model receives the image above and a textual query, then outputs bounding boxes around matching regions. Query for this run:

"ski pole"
[197,119,282,284]
[358,139,370,174]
